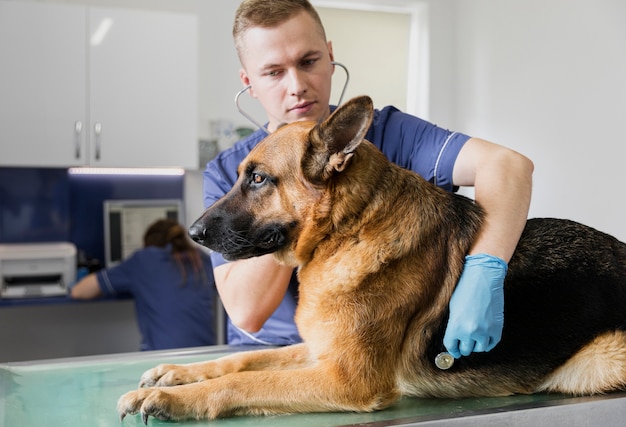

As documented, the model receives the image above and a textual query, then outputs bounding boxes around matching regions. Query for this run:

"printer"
[0,242,76,299]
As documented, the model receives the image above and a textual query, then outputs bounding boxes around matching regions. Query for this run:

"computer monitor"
[103,199,185,268]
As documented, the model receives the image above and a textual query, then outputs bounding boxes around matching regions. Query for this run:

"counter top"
[0,292,131,308]
[2,346,626,426]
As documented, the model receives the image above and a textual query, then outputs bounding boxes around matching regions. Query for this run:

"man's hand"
[443,254,507,359]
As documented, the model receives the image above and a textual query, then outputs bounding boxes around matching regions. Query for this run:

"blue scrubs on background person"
[71,219,217,351]
[97,246,216,351]
[203,105,471,346]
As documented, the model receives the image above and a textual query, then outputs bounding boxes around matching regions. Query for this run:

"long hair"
[143,218,208,286]
[233,0,326,61]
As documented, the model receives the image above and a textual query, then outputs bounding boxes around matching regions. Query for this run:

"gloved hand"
[443,253,507,359]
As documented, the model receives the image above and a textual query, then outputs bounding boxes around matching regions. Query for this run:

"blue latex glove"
[443,253,507,359]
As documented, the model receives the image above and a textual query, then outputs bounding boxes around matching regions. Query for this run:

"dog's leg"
[118,362,399,421]
[537,330,626,394]
[138,344,311,387]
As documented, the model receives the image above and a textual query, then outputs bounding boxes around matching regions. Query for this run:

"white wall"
[451,0,626,241]
[317,6,411,111]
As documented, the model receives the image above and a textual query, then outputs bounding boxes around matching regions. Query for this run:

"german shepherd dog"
[118,96,626,422]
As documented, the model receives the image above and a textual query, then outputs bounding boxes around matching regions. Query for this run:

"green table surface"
[1,345,624,427]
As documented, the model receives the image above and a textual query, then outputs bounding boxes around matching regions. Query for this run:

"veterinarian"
[70,218,217,351]
[203,0,534,359]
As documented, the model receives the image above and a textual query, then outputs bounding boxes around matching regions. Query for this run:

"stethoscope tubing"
[234,61,350,135]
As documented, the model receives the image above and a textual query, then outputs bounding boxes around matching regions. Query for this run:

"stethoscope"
[234,61,350,135]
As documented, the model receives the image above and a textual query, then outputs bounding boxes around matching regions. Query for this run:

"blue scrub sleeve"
[367,106,471,193]
[96,265,132,296]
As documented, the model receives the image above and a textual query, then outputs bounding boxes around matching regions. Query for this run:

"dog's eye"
[251,173,266,185]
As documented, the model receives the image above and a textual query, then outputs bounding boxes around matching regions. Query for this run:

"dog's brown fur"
[118,96,626,422]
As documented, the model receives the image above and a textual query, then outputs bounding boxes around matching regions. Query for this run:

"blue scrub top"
[203,105,471,346]
[97,246,216,351]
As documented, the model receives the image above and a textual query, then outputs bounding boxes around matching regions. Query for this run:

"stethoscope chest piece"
[435,352,455,370]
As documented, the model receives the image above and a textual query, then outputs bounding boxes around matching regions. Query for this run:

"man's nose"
[287,69,307,96]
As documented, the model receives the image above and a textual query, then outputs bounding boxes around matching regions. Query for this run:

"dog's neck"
[292,138,482,293]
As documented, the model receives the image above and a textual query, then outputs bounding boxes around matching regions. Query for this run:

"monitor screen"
[103,199,184,268]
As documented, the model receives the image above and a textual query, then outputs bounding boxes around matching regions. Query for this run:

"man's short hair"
[233,0,327,61]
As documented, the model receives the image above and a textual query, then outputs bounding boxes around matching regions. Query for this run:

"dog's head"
[189,95,374,264]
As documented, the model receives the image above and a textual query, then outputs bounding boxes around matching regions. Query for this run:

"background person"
[203,0,533,358]
[71,218,217,351]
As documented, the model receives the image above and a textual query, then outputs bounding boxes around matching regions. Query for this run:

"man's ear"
[303,96,374,183]
[328,40,335,72]
[239,69,256,98]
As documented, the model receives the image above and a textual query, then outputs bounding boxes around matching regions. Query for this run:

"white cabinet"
[88,7,197,168]
[0,1,198,169]
[0,2,87,167]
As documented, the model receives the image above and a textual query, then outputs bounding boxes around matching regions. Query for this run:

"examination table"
[2,345,625,426]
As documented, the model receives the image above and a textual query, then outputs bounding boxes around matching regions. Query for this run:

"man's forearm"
[214,254,294,332]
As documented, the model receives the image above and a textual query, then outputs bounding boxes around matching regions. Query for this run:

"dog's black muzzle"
[188,212,290,261]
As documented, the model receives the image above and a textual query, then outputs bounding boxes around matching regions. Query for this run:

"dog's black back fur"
[429,216,626,387]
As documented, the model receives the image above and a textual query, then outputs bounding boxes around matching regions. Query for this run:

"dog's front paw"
[118,388,179,423]
[139,364,200,387]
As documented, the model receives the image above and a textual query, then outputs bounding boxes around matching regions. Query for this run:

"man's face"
[239,11,334,132]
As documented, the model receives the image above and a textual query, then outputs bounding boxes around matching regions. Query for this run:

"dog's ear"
[303,96,374,183]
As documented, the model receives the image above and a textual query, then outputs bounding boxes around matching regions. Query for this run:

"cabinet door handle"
[94,122,102,160]
[74,120,83,159]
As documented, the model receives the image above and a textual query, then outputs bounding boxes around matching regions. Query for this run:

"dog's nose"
[188,222,207,245]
